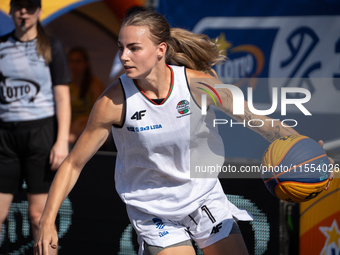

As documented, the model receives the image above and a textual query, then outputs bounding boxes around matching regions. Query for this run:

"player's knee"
[0,214,7,225]
[28,210,42,229]
[0,209,10,225]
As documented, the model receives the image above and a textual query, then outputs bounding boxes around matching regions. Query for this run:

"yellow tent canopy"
[0,0,145,36]
[0,0,145,86]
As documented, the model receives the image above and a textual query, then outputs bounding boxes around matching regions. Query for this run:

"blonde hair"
[122,10,226,77]
[36,21,52,63]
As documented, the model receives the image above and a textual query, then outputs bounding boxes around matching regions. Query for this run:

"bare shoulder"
[102,79,124,102]
[185,68,234,112]
[90,80,125,127]
[185,68,222,88]
[186,68,223,95]
[186,68,213,81]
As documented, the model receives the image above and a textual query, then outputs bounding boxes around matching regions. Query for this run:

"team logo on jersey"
[152,218,165,229]
[0,72,40,104]
[176,100,191,118]
[152,218,169,238]
[177,100,190,114]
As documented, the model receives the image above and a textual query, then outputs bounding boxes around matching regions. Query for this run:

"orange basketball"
[261,135,331,203]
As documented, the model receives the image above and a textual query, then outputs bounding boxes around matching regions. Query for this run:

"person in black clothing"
[0,0,71,254]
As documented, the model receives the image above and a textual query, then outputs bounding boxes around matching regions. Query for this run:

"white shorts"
[126,181,253,254]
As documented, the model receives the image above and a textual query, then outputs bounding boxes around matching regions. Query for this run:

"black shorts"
[0,116,57,194]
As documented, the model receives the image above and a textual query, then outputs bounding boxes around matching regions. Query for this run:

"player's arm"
[188,69,333,189]
[34,81,124,255]
[215,91,299,142]
[187,69,299,142]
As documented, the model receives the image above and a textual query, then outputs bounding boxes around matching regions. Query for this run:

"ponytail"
[36,21,52,63]
[167,28,226,77]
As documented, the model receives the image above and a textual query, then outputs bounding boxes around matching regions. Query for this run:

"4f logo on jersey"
[211,223,223,234]
[131,110,146,120]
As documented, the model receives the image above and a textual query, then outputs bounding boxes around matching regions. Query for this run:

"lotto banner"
[158,0,340,160]
[300,171,340,255]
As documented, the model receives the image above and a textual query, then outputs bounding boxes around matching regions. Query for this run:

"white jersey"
[112,65,226,221]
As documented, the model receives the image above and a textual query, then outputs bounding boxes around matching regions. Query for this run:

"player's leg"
[187,181,252,255]
[27,193,49,238]
[157,245,196,255]
[24,118,55,237]
[0,127,21,231]
[27,193,58,255]
[0,193,14,226]
[25,117,58,254]
[144,240,196,255]
[201,233,248,255]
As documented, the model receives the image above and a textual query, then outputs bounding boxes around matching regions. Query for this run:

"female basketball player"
[34,10,333,255]
[0,0,71,254]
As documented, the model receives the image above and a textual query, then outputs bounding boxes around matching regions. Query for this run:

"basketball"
[261,135,331,203]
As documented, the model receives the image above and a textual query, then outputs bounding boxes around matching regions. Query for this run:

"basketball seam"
[266,136,307,185]
[273,153,328,202]
[276,179,329,186]
[275,179,328,203]
[275,136,307,167]
[275,184,305,202]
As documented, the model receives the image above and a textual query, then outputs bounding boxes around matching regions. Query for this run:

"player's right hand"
[33,224,58,255]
